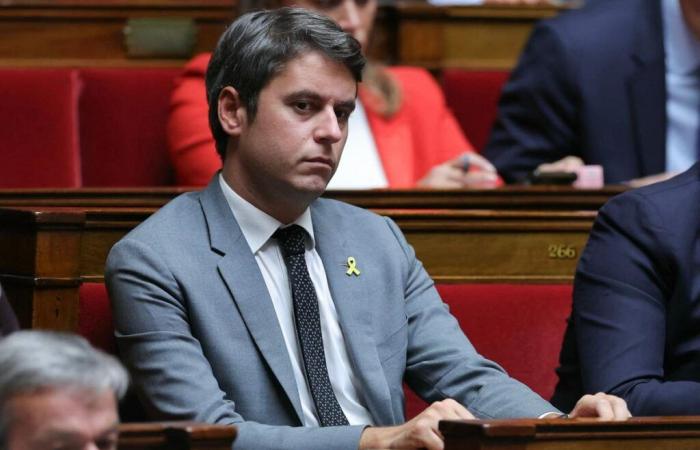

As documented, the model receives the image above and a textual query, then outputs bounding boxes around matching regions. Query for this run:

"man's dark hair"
[205,7,366,159]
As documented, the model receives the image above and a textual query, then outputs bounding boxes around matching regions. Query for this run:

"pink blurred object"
[574,165,604,189]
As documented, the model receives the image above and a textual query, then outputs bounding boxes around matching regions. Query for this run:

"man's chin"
[293,176,331,198]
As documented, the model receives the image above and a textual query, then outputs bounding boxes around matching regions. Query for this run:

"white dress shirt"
[218,175,374,427]
[326,100,389,190]
[663,0,700,172]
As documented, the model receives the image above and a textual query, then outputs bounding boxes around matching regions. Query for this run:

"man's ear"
[218,86,247,137]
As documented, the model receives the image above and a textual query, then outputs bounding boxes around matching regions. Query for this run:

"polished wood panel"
[0,186,624,210]
[441,417,700,450]
[0,0,231,67]
[0,1,563,68]
[119,422,236,450]
[393,2,564,69]
[0,205,595,330]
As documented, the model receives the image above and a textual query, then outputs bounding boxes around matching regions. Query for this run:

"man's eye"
[295,101,311,112]
[335,109,351,123]
[96,437,118,450]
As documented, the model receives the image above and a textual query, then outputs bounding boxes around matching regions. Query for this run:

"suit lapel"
[312,202,396,425]
[360,88,415,188]
[627,0,666,176]
[199,177,304,423]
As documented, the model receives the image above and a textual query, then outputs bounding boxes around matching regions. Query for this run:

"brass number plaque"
[548,244,577,259]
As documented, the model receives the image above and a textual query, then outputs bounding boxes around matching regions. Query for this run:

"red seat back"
[441,70,509,152]
[78,282,116,355]
[79,68,180,187]
[404,283,572,419]
[0,69,81,187]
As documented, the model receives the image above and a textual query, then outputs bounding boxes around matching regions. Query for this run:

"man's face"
[681,0,700,40]
[223,51,356,217]
[5,388,119,450]
[292,0,378,50]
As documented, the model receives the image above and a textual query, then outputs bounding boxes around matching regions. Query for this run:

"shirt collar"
[218,174,315,254]
[663,0,700,75]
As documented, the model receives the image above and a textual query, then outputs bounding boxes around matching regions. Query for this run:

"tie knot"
[274,224,307,256]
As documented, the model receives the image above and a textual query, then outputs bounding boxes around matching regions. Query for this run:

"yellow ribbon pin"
[345,257,361,276]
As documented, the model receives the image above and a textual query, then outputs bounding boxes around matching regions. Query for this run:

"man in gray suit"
[106,8,629,450]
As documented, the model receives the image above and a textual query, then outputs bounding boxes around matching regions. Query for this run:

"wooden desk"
[0,186,624,210]
[441,417,700,449]
[0,205,595,329]
[119,422,235,450]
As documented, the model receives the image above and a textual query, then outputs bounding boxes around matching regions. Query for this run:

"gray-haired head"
[0,331,129,448]
[205,7,366,159]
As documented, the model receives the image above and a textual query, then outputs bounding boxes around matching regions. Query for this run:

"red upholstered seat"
[441,70,509,152]
[404,283,572,419]
[0,69,81,187]
[78,282,116,355]
[78,68,180,187]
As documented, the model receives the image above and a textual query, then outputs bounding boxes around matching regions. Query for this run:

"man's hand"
[569,392,631,420]
[359,399,474,450]
[417,153,500,189]
[536,155,584,174]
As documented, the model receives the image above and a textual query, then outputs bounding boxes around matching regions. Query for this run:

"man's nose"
[314,107,343,143]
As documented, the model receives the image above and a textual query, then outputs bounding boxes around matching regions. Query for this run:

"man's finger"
[463,153,497,173]
[410,416,445,450]
[537,155,584,173]
[462,171,499,188]
[593,397,615,420]
[609,395,631,420]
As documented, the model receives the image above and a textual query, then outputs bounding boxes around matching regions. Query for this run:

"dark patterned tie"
[273,225,349,427]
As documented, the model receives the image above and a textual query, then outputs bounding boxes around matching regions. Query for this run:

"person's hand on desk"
[536,155,585,174]
[417,153,500,189]
[359,399,474,450]
[542,392,631,420]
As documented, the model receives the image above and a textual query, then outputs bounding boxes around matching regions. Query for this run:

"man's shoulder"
[118,190,205,246]
[312,197,405,243]
[313,197,387,224]
[603,164,700,226]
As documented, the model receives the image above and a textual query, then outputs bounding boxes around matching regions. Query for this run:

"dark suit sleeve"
[573,193,700,415]
[484,23,580,183]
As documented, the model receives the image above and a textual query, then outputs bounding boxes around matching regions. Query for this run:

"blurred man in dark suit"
[486,0,700,187]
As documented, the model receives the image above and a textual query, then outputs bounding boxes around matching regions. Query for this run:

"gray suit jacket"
[106,178,555,450]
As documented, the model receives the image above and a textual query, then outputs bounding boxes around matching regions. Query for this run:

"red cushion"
[78,282,116,355]
[404,283,572,419]
[78,68,180,187]
[442,70,509,152]
[0,69,81,187]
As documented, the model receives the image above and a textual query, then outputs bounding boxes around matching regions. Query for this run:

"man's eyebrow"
[284,90,323,102]
[284,90,356,109]
[335,100,356,112]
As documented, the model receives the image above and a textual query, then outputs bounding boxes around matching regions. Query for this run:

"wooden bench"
[0,186,624,210]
